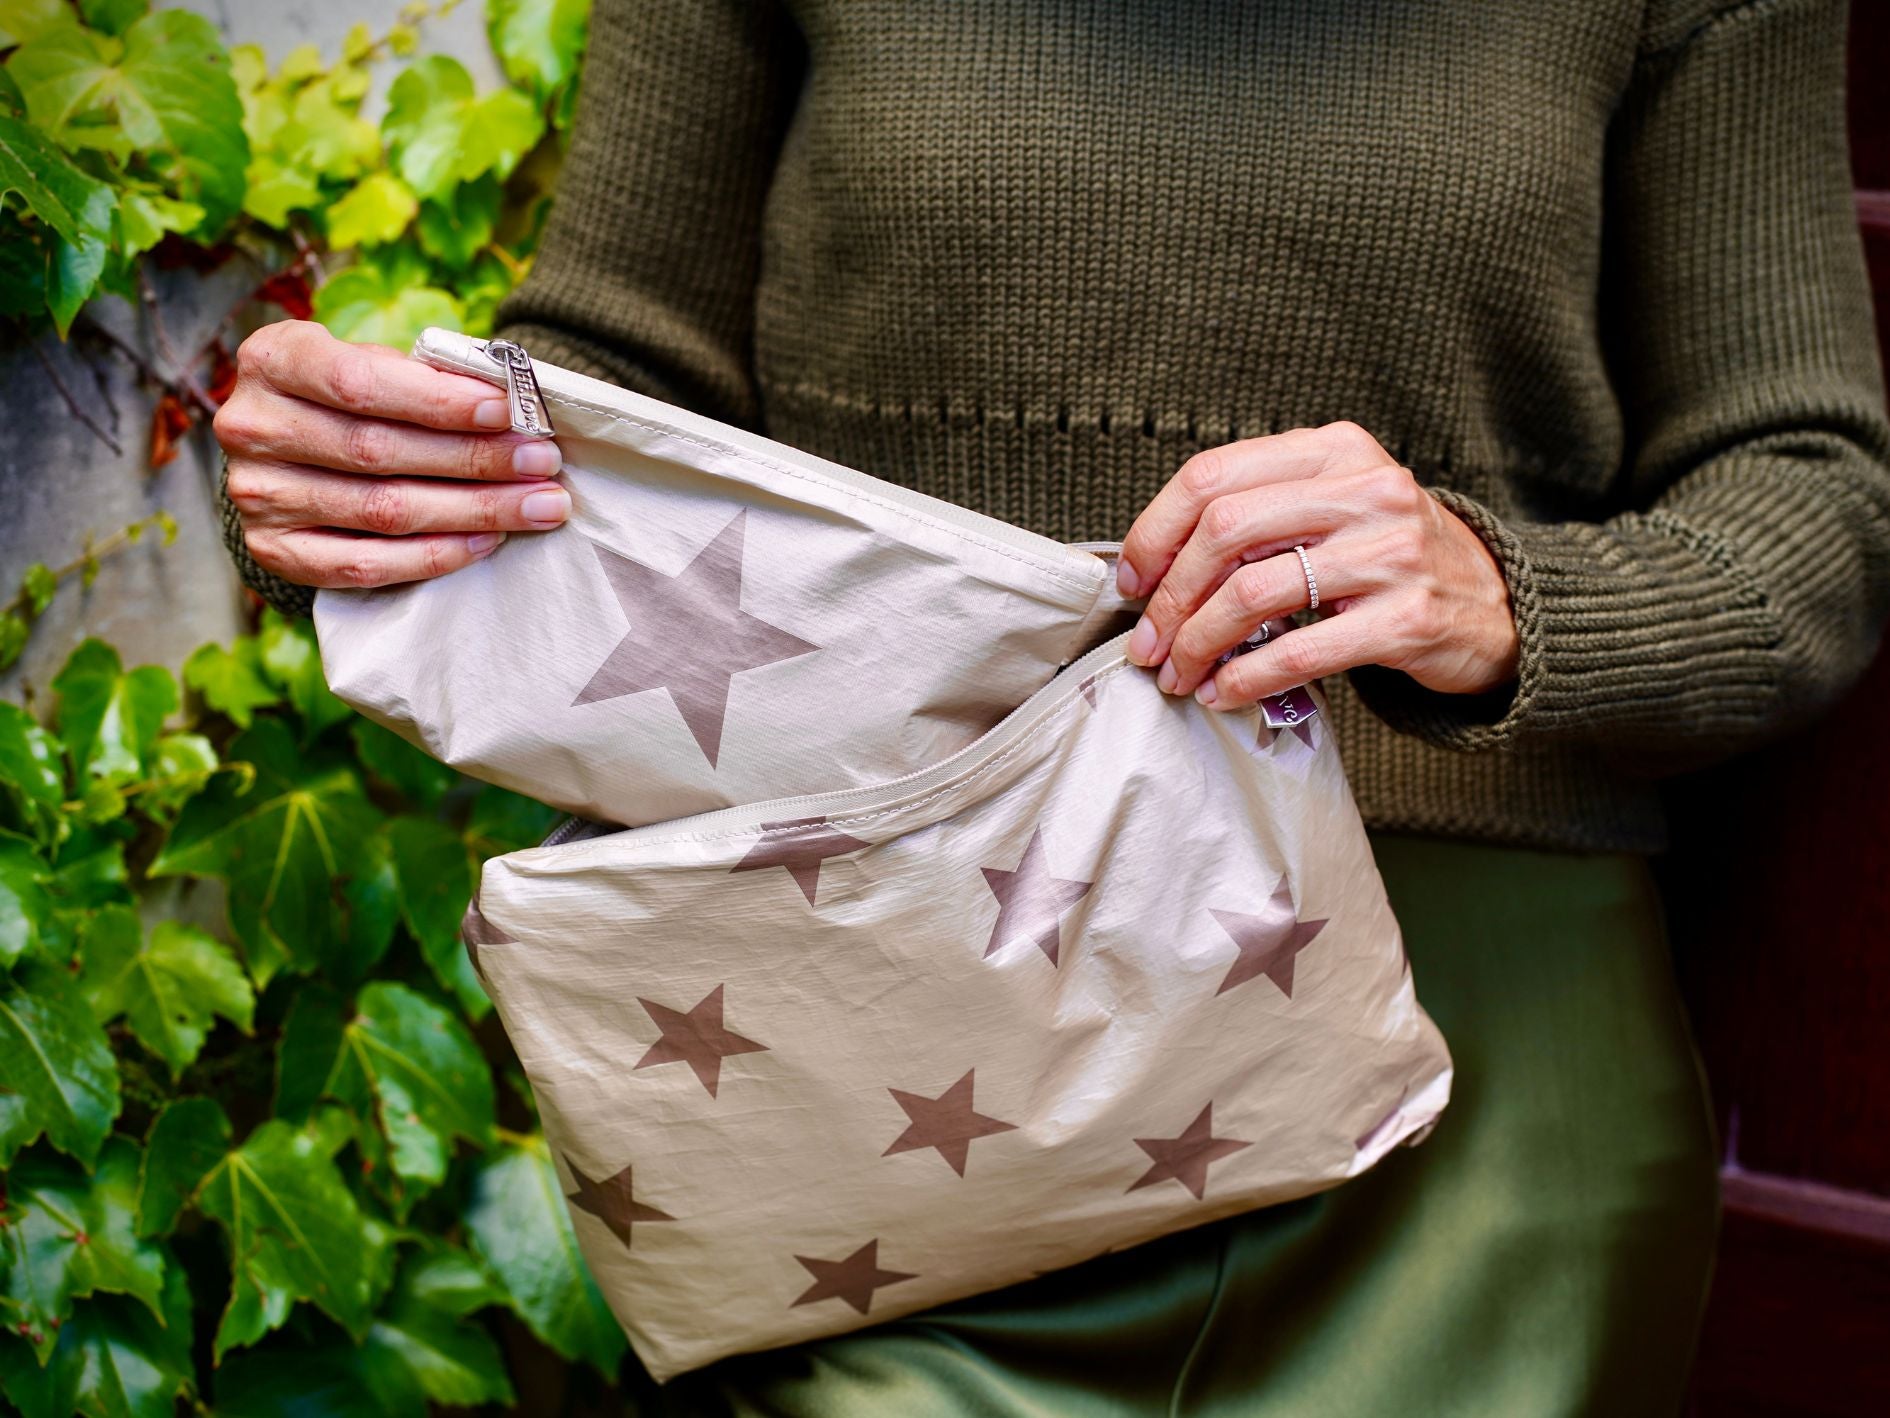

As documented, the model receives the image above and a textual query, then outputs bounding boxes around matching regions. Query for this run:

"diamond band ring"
[1293,544,1319,612]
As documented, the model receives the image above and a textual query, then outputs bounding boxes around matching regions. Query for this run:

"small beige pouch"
[314,331,1134,827]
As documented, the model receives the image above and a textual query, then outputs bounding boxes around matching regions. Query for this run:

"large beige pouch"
[472,633,1452,1381]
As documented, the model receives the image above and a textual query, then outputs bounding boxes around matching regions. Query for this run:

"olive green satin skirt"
[647,833,1721,1417]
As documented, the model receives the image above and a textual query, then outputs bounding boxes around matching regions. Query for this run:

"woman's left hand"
[1116,421,1521,708]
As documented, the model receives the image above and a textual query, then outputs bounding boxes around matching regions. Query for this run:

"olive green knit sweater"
[232,0,1890,853]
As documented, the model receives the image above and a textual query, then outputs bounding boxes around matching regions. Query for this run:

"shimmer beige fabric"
[470,635,1449,1381]
[315,332,1133,827]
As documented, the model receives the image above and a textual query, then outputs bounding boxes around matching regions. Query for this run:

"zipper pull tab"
[483,340,556,440]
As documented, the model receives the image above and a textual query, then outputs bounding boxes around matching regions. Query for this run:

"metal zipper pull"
[483,339,556,440]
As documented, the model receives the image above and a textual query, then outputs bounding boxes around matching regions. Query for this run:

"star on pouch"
[731,816,869,905]
[574,511,817,767]
[1127,1103,1252,1201]
[981,826,1093,966]
[563,1154,674,1248]
[791,1239,917,1314]
[634,984,769,1097]
[1208,881,1328,998]
[883,1069,1018,1176]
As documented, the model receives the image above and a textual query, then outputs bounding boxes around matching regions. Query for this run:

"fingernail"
[1116,562,1142,599]
[513,441,562,478]
[468,532,506,555]
[520,487,571,525]
[1157,661,1178,695]
[1128,615,1157,665]
[1195,680,1219,707]
[473,399,511,430]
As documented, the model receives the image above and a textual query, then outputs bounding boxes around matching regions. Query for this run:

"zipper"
[483,339,556,440]
[575,631,1139,849]
[413,328,1104,581]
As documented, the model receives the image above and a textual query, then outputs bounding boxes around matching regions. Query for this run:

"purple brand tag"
[1259,685,1319,731]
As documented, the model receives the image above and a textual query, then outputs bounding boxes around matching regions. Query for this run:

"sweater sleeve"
[1350,0,1890,768]
[490,0,804,424]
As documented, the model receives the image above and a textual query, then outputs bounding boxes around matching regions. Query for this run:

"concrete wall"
[0,1,498,700]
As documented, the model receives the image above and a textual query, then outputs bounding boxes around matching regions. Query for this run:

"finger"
[230,463,572,536]
[254,526,510,591]
[1159,549,1361,696]
[1129,484,1346,667]
[1117,423,1388,599]
[240,320,513,432]
[1193,611,1379,710]
[233,389,561,482]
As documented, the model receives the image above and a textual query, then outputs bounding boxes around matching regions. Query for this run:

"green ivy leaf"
[136,1095,230,1239]
[313,248,462,351]
[456,247,517,338]
[0,701,65,846]
[487,0,590,107]
[7,9,249,233]
[115,188,202,255]
[324,169,418,250]
[414,172,499,271]
[382,816,485,1015]
[0,612,29,673]
[240,152,321,230]
[0,827,51,969]
[383,55,543,202]
[81,908,254,1078]
[135,731,217,822]
[349,719,455,810]
[182,639,279,729]
[465,1137,625,1376]
[51,639,178,787]
[341,829,399,975]
[150,717,380,986]
[19,562,56,614]
[0,1265,192,1418]
[212,1343,382,1417]
[271,983,345,1126]
[195,1119,386,1357]
[324,981,494,1188]
[79,0,148,39]
[0,110,115,250]
[0,956,119,1167]
[357,1244,515,1413]
[45,221,109,336]
[256,610,351,739]
[0,1,72,49]
[466,783,561,856]
[0,1139,167,1360]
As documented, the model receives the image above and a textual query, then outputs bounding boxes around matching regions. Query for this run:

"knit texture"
[229,0,1890,852]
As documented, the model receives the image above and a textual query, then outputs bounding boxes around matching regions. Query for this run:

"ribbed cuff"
[1349,483,1787,755]
[218,456,315,620]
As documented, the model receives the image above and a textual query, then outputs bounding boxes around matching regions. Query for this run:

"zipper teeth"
[573,631,1136,849]
[416,332,1097,576]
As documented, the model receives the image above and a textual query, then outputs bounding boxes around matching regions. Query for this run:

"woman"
[215,1,1890,1412]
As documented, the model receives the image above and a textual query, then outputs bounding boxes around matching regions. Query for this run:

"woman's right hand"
[215,320,571,590]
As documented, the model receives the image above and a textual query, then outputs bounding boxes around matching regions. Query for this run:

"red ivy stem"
[27,339,125,457]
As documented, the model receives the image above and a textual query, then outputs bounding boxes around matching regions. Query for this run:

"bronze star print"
[634,984,769,1097]
[981,827,1093,966]
[790,1239,917,1315]
[731,816,869,905]
[563,1154,674,1248]
[1208,881,1328,998]
[574,511,818,766]
[460,892,511,985]
[883,1069,1018,1176]
[1127,1103,1252,1201]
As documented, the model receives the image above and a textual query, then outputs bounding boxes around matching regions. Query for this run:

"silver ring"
[1293,544,1320,612]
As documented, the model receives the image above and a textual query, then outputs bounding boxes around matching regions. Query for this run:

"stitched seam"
[549,389,1099,594]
